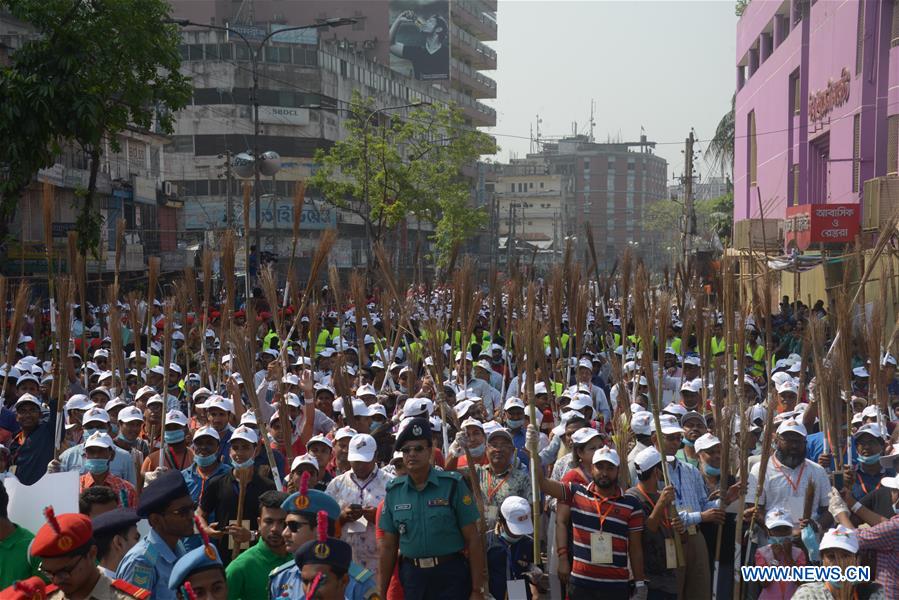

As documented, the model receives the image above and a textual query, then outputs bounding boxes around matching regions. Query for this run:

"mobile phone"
[350,503,363,511]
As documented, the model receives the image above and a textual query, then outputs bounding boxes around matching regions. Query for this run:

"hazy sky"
[485,0,737,184]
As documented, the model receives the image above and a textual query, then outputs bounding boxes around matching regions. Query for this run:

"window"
[852,113,861,192]
[529,182,533,189]
[340,60,347,77]
[748,111,758,186]
[888,115,899,175]
[189,44,204,61]
[265,46,291,63]
[165,135,194,154]
[856,1,865,76]
[893,1,899,47]
[791,70,801,115]
[539,182,544,188]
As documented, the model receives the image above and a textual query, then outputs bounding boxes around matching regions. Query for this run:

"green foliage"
[0,0,192,254]
[697,191,734,244]
[310,91,496,267]
[707,95,735,179]
[643,191,734,250]
[735,0,750,16]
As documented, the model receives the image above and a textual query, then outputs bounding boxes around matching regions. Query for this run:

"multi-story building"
[166,0,497,273]
[668,175,731,203]
[733,0,899,225]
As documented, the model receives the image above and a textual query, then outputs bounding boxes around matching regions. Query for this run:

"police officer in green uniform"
[378,418,487,600]
[270,488,377,599]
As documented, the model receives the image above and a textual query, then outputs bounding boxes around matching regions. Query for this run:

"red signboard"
[784,203,860,250]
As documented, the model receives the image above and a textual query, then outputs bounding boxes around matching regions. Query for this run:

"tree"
[309,91,496,268]
[0,0,192,255]
[706,94,735,181]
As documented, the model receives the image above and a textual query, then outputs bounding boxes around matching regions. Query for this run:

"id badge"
[506,579,528,600]
[665,537,677,569]
[687,525,697,536]
[485,506,499,522]
[589,531,613,564]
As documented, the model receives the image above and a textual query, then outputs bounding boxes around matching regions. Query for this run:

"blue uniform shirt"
[182,462,231,505]
[10,408,58,485]
[269,561,377,599]
[60,442,138,485]
[116,527,187,600]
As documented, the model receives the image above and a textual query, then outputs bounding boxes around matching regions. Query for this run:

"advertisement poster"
[389,0,450,81]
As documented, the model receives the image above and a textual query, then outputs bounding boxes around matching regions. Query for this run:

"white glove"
[448,431,469,458]
[632,581,648,600]
[143,466,169,486]
[828,486,849,517]
[46,459,61,474]
[526,424,540,450]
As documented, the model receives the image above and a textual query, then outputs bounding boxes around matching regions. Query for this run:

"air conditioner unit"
[163,181,177,197]
[862,176,899,230]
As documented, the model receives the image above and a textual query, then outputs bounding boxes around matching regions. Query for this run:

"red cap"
[31,508,93,558]
[258,311,272,321]
[0,577,58,600]
[233,309,246,319]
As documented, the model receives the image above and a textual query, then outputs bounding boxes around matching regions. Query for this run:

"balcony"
[452,25,496,70]
[451,58,497,99]
[452,0,497,42]
[459,99,496,127]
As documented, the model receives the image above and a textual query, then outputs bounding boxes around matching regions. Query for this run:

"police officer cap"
[137,469,191,518]
[281,489,341,520]
[294,537,353,573]
[395,417,432,449]
[91,508,140,538]
[168,544,223,591]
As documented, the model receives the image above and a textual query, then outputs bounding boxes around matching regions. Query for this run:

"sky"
[485,0,737,184]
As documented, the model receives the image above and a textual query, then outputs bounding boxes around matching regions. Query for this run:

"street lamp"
[167,15,357,295]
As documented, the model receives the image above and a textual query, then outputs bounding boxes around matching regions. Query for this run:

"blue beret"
[137,469,190,518]
[294,537,352,572]
[91,508,139,537]
[395,417,432,449]
[169,544,223,591]
[281,489,341,520]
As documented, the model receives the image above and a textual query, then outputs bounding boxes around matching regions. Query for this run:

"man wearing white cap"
[80,432,138,509]
[485,496,538,600]
[844,423,892,502]
[793,525,885,599]
[141,410,194,474]
[181,426,230,508]
[466,426,531,530]
[566,358,612,425]
[533,433,647,600]
[325,433,392,572]
[9,392,59,485]
[746,420,830,530]
[58,407,138,486]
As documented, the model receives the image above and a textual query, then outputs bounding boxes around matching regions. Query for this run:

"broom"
[159,301,175,459]
[53,278,73,459]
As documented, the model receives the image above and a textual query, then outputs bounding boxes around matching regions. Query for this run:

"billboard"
[389,0,450,81]
[784,203,860,250]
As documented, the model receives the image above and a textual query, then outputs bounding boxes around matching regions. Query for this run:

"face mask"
[233,457,255,470]
[109,424,119,436]
[767,535,789,546]
[164,430,186,444]
[506,419,524,430]
[117,432,135,444]
[703,464,721,477]
[857,453,882,465]
[682,439,695,447]
[370,422,381,433]
[84,428,104,439]
[84,458,109,474]
[469,443,486,457]
[500,529,521,544]
[194,453,217,468]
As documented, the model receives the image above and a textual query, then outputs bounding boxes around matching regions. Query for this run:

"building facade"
[734,0,899,224]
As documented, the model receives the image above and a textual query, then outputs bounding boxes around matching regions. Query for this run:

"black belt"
[403,553,463,569]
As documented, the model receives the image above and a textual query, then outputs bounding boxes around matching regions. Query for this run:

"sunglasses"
[286,520,312,532]
[400,445,427,454]
[40,554,86,580]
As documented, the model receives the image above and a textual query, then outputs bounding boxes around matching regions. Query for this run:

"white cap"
[631,412,653,436]
[577,358,593,370]
[366,403,386,419]
[680,378,702,393]
[82,407,110,425]
[281,374,300,387]
[853,366,869,378]
[84,432,115,450]
[882,353,898,367]
[454,351,473,362]
[347,434,376,462]
[776,379,799,395]
[694,433,721,454]
[862,405,881,419]
[654,414,684,435]
[485,424,513,442]
[819,525,860,554]
[684,355,701,367]
[475,359,492,372]
[634,446,662,474]
[854,423,886,441]
[351,400,373,417]
[104,397,126,413]
[500,496,534,536]
[146,395,165,407]
[135,385,156,400]
[771,371,793,387]
[168,363,182,375]
[503,397,526,411]
[307,433,334,449]
[118,406,144,423]
[568,394,593,412]
[15,374,39,387]
[231,425,259,444]
[193,426,220,442]
[879,475,899,489]
[65,395,93,411]
[206,397,234,413]
[334,426,358,441]
[285,393,302,409]
[764,507,794,530]
[662,403,688,418]
[402,398,434,418]
[454,400,475,419]
[461,417,485,431]
[291,453,320,472]
[592,447,620,466]
[533,382,548,395]
[355,383,377,398]
[776,419,808,437]
[570,427,601,445]
[192,387,212,401]
[165,410,188,427]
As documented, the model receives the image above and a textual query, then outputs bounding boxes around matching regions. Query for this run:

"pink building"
[734,0,899,223]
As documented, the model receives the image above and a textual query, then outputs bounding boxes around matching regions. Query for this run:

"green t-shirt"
[225,539,291,600]
[0,525,41,589]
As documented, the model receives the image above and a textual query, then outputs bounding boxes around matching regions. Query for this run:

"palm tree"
[706,94,735,181]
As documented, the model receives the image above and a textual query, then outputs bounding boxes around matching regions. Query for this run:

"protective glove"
[631,581,648,600]
[46,459,61,474]
[526,424,540,450]
[143,466,169,486]
[828,486,849,517]
[801,523,820,563]
[448,431,469,458]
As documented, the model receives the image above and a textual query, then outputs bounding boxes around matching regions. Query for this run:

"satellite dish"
[233,152,255,179]
[259,151,282,177]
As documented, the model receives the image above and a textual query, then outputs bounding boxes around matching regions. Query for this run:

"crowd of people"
[0,282,892,600]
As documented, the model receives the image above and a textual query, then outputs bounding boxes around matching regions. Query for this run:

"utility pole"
[219,151,234,229]
[682,130,695,269]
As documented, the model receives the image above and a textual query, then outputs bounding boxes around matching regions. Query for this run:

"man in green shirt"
[0,483,40,588]
[224,490,289,600]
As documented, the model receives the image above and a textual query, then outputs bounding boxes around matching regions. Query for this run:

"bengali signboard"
[784,203,860,250]
[183,199,336,231]
[389,0,450,81]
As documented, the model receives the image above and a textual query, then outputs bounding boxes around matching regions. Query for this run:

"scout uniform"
[30,509,150,600]
[379,419,480,599]
[270,490,378,599]
[168,542,225,598]
[116,470,190,600]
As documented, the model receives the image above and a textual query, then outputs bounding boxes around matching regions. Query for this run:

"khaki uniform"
[47,570,151,600]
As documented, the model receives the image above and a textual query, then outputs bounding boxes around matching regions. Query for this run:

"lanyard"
[166,447,189,470]
[486,469,511,500]
[669,461,685,504]
[588,483,619,530]
[856,470,881,496]
[350,470,377,502]
[635,484,671,529]
[773,457,806,494]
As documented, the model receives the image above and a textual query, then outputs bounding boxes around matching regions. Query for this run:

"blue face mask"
[370,422,381,433]
[84,458,109,474]
[470,443,486,457]
[194,453,217,468]
[500,529,522,544]
[857,453,882,465]
[703,464,721,477]
[109,424,119,436]
[682,439,695,447]
[164,430,186,444]
[233,457,255,470]
[117,431,135,443]
[768,535,790,546]
[506,419,524,430]
[84,428,104,439]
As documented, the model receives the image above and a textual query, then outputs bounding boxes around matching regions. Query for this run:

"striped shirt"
[561,482,643,589]
[857,514,899,598]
